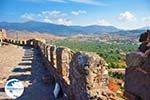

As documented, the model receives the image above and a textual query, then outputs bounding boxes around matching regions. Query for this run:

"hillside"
[0,21,149,37]
[0,21,120,35]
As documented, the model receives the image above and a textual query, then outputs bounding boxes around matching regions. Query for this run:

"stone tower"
[0,29,7,46]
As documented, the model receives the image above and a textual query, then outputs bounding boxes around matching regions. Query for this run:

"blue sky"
[0,0,150,29]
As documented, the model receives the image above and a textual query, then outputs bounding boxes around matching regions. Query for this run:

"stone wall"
[125,30,150,100]
[5,38,110,100]
[125,52,150,100]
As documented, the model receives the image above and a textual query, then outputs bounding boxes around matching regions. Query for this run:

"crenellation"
[56,47,74,85]
[69,52,109,100]
[22,40,25,45]
[41,42,45,55]
[44,45,49,59]
[0,29,7,46]
[5,38,111,100]
[47,45,51,61]
[50,45,57,68]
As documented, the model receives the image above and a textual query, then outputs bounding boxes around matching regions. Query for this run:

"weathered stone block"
[56,47,74,86]
[126,52,146,68]
[125,67,150,100]
[125,50,150,100]
[69,52,109,100]
[50,45,57,67]
[47,45,51,62]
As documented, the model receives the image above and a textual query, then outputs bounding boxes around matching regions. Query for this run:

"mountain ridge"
[0,21,120,35]
[0,21,149,36]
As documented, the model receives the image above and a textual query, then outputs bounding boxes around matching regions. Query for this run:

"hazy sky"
[0,0,150,29]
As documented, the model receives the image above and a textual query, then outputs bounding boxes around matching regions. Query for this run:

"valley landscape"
[1,21,144,69]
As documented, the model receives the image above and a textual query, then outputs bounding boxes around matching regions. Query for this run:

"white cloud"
[142,16,150,22]
[69,0,107,6]
[21,10,72,25]
[21,0,108,6]
[41,10,61,17]
[47,0,66,3]
[97,19,111,26]
[71,10,87,16]
[57,18,72,25]
[39,10,71,25]
[43,18,53,23]
[118,11,136,22]
[21,13,34,21]
[116,16,150,30]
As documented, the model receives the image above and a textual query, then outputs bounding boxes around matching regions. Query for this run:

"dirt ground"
[0,44,57,100]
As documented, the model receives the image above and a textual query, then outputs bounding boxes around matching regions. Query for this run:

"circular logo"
[5,79,24,99]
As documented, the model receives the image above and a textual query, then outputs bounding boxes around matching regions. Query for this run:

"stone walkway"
[0,44,56,100]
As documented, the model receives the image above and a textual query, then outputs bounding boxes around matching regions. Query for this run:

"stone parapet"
[5,38,110,100]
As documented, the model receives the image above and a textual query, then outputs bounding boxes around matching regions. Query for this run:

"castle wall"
[5,38,110,100]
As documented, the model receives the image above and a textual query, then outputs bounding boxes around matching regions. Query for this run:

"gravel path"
[0,44,56,100]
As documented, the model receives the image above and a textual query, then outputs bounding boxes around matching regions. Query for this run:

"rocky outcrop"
[125,30,150,100]
[126,52,146,68]
[125,52,150,100]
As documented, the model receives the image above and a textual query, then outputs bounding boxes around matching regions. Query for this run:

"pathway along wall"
[5,39,110,100]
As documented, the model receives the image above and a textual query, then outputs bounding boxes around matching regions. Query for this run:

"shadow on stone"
[0,87,4,92]
[22,56,33,59]
[7,74,31,81]
[22,59,32,62]
[12,68,31,72]
[18,62,32,66]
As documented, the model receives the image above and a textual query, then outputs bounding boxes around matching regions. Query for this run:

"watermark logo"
[5,79,24,99]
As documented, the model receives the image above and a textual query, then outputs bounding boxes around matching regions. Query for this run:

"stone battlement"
[0,29,7,46]
[5,38,112,100]
[0,29,6,40]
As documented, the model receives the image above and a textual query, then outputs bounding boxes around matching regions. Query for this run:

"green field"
[50,39,138,68]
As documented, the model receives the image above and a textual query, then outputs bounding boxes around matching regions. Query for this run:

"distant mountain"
[111,29,145,37]
[0,21,149,36]
[0,21,120,36]
[140,26,150,30]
